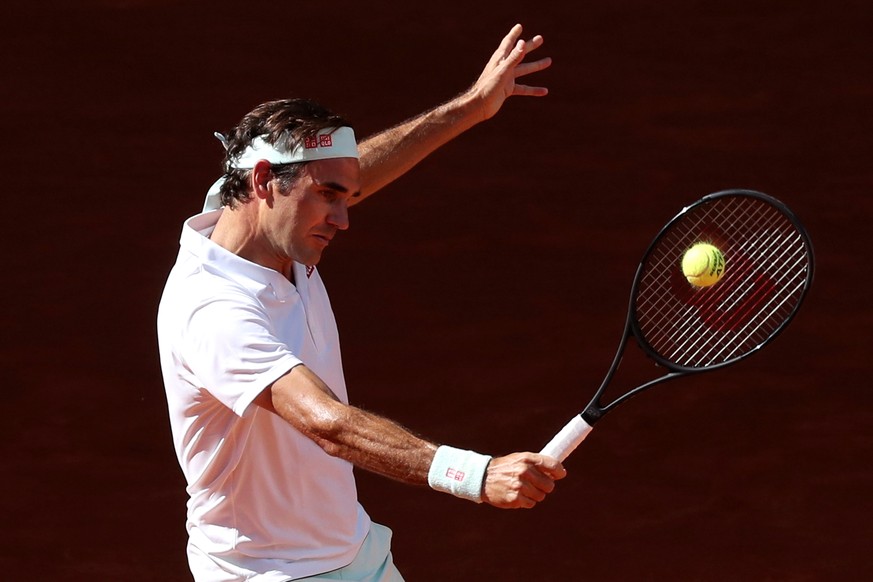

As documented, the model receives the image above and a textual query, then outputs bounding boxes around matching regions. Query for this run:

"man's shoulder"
[161,255,262,325]
[170,262,256,304]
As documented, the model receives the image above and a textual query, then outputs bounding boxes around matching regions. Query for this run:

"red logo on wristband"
[446,468,466,482]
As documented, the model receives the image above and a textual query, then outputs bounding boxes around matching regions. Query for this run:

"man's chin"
[298,249,324,267]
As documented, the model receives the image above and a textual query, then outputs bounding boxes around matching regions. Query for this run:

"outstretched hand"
[354,24,552,201]
[470,24,553,122]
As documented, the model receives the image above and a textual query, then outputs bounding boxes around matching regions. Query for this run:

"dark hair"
[218,98,352,208]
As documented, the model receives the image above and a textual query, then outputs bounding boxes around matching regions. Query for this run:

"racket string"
[634,195,811,369]
[656,204,800,359]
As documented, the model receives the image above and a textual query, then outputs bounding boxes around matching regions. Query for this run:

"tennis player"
[158,24,565,582]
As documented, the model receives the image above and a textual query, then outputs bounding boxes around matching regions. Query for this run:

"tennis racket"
[540,189,814,461]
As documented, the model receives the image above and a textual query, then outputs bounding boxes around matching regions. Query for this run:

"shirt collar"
[180,209,299,302]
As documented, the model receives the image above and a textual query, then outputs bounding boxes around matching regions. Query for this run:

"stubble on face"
[269,158,361,272]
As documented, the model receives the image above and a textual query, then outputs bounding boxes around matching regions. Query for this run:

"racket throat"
[582,337,628,425]
[581,407,604,426]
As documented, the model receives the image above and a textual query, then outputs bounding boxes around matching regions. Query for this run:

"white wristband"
[427,445,492,503]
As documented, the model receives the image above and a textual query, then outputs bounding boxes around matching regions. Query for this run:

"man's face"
[264,157,360,267]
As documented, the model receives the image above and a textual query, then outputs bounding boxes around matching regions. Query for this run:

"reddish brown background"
[3,1,872,580]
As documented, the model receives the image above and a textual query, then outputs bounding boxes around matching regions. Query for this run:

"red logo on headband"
[304,134,333,149]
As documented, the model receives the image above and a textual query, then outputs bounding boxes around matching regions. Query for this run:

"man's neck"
[209,207,295,281]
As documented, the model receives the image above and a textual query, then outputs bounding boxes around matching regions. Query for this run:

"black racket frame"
[580,189,815,427]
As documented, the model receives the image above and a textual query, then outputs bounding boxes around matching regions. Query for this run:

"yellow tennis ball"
[682,243,725,287]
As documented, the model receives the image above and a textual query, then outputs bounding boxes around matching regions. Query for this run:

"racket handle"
[539,415,593,461]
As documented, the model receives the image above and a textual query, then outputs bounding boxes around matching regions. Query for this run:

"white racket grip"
[539,415,593,461]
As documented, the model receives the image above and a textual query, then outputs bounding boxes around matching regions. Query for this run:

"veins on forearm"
[356,91,481,200]
[305,403,437,485]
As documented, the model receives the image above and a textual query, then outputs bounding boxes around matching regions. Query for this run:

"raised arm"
[353,24,552,204]
[257,364,566,509]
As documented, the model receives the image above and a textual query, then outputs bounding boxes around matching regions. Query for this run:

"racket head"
[629,189,814,373]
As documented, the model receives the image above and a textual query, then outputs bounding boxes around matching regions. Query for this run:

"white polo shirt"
[157,210,370,581]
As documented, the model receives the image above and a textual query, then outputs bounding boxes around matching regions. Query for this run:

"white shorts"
[295,523,404,581]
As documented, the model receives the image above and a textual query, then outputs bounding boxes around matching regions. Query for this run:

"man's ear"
[250,160,273,200]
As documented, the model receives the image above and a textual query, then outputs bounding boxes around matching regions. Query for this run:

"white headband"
[231,126,359,168]
[203,126,359,211]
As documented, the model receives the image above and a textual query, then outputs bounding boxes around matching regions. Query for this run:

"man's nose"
[328,201,349,231]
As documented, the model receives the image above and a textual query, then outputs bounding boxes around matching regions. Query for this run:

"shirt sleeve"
[182,292,304,417]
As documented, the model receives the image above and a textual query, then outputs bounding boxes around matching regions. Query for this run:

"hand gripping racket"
[540,189,814,461]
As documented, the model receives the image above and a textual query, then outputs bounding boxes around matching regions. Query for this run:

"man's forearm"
[261,365,566,507]
[355,90,484,203]
[311,401,439,484]
[262,365,438,485]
